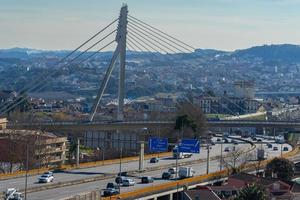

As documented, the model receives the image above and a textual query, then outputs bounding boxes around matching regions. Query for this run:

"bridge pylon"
[89,4,128,121]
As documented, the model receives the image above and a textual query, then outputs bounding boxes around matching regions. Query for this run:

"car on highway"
[162,172,173,179]
[273,146,279,151]
[224,147,230,152]
[117,172,127,176]
[257,139,262,142]
[150,157,160,163]
[141,176,154,183]
[38,174,54,183]
[106,182,120,190]
[102,188,119,197]
[115,176,126,184]
[216,138,221,142]
[252,137,257,141]
[168,167,178,174]
[122,179,135,186]
[283,147,289,151]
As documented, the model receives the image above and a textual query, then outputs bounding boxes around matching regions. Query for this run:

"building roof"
[229,173,284,187]
[185,187,221,200]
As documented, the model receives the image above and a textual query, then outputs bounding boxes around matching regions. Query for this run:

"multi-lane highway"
[1,136,291,200]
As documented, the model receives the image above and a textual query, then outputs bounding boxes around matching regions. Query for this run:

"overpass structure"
[7,119,300,132]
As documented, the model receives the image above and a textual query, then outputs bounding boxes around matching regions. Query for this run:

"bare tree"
[222,147,251,174]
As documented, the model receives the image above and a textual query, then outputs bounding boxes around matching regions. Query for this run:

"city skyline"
[1,0,300,51]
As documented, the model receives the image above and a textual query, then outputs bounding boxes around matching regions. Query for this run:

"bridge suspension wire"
[128,21,186,54]
[127,35,156,53]
[128,28,171,54]
[126,40,141,52]
[0,24,118,116]
[0,40,116,117]
[1,18,118,105]
[128,15,194,52]
[128,26,177,54]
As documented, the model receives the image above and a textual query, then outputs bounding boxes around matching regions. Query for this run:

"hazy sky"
[1,0,300,51]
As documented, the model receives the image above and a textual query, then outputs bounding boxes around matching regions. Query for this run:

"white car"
[122,179,135,186]
[38,174,54,183]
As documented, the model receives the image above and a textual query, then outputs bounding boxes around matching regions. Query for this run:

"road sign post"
[178,139,200,153]
[149,137,168,152]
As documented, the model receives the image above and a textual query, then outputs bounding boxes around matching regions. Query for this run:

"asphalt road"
[2,136,291,200]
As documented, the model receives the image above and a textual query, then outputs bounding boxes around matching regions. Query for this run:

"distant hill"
[233,44,300,63]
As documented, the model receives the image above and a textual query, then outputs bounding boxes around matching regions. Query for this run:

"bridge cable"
[128,21,186,53]
[128,15,194,52]
[0,39,117,116]
[0,19,118,114]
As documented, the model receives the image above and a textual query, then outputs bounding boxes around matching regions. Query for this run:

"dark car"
[217,138,221,142]
[267,143,272,148]
[224,139,229,143]
[150,157,160,163]
[162,172,172,179]
[103,188,119,197]
[106,182,120,190]
[252,137,257,141]
[257,139,262,142]
[273,146,279,151]
[141,176,154,183]
[283,147,289,151]
[117,172,127,176]
[115,176,126,184]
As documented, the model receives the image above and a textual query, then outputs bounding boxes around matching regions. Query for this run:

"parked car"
[38,174,54,183]
[283,147,289,151]
[168,167,177,174]
[150,157,160,163]
[115,176,126,184]
[224,147,230,152]
[273,147,279,151]
[106,182,120,190]
[162,172,172,179]
[141,176,154,183]
[103,188,119,197]
[122,179,135,186]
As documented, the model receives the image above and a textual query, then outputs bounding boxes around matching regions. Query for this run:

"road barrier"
[0,152,171,180]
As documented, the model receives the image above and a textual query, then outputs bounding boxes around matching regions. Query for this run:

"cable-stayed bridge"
[0,4,298,132]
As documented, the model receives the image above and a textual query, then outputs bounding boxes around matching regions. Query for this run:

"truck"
[5,188,23,200]
[178,167,195,179]
[172,146,192,159]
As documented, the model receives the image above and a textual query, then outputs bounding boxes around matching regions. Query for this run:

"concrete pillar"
[169,193,173,200]
[76,138,80,166]
[139,141,145,171]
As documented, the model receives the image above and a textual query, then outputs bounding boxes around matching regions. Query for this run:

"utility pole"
[220,139,223,171]
[206,143,210,174]
[76,138,80,166]
[118,145,123,193]
[24,144,29,200]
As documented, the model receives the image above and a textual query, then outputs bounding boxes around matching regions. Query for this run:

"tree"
[222,147,250,175]
[265,157,294,181]
[234,184,266,200]
[175,101,207,138]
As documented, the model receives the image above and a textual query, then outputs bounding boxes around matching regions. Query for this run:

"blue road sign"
[149,137,168,152]
[179,139,200,153]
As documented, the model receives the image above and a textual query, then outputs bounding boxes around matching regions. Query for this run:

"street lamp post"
[24,144,29,200]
